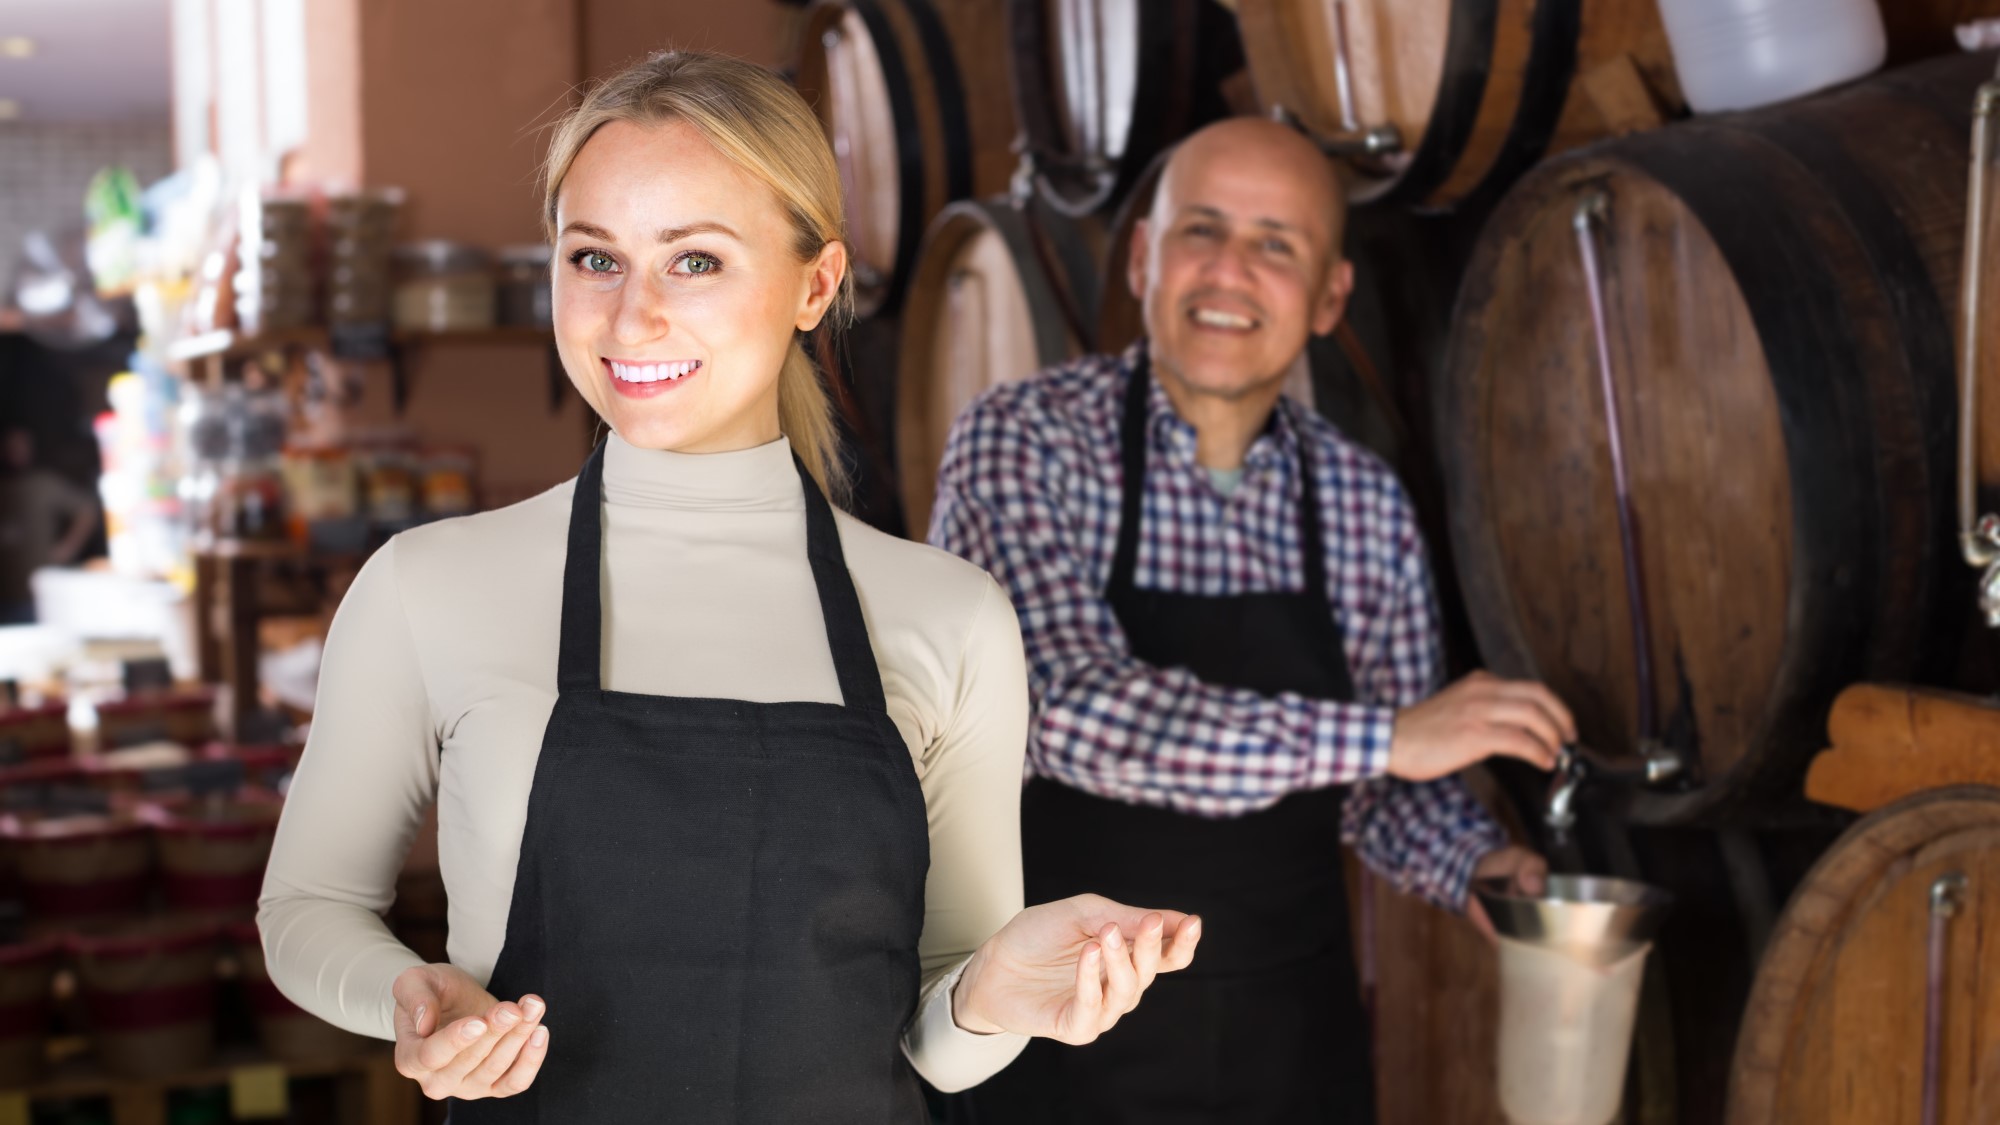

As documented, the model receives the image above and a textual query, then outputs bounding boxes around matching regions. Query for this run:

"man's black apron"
[958,357,1376,1123]
[453,441,931,1123]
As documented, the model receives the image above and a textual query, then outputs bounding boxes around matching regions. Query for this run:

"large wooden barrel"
[794,0,1017,315]
[896,198,1102,535]
[1440,51,1991,824]
[1007,0,1246,217]
[1729,786,2000,1123]
[1234,0,1682,210]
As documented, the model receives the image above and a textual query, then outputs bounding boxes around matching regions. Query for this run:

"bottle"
[1659,0,1887,114]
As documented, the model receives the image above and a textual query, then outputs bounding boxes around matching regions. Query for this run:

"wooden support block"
[1805,683,2000,812]
[1580,52,1669,136]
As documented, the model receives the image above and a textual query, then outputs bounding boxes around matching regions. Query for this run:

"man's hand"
[951,895,1202,1044]
[1465,845,1550,943]
[1388,671,1573,781]
[392,963,550,1101]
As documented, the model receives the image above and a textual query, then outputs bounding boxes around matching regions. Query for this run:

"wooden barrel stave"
[1441,52,1994,823]
[896,198,1102,535]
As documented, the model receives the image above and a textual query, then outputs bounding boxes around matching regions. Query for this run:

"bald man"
[928,119,1573,1123]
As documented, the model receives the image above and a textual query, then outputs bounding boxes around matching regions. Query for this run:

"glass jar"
[355,445,418,523]
[281,447,359,523]
[420,447,478,518]
[497,245,553,328]
[392,242,495,333]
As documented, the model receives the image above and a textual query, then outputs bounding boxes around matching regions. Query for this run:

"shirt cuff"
[899,955,1030,1094]
[1435,819,1510,914]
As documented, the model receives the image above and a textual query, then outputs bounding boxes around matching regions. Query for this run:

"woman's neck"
[600,430,800,512]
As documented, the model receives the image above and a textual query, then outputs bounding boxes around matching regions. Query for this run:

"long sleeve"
[258,539,437,1039]
[929,392,1397,818]
[1336,528,1507,912]
[898,577,1032,1091]
[929,368,1505,914]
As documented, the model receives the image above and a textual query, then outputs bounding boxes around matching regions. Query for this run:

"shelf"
[6,1041,415,1125]
[167,324,552,363]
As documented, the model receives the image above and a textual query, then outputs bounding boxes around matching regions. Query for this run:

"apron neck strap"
[795,452,888,713]
[558,440,611,694]
[1111,350,1330,606]
[555,439,889,713]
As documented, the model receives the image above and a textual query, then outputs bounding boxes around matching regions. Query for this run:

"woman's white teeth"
[611,360,701,383]
[1193,308,1255,329]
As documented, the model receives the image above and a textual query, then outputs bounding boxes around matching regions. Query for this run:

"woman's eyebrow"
[655,221,742,243]
[556,220,744,243]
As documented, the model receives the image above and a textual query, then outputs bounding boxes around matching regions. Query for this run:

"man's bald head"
[1129,116,1355,420]
[1149,117,1348,267]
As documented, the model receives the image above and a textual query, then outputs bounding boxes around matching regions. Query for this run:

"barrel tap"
[1544,743,1685,842]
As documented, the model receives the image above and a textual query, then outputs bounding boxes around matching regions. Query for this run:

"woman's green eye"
[681,253,719,275]
[583,251,615,273]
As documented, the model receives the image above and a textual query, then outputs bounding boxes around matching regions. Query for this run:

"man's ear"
[1311,257,1354,337]
[1127,218,1151,304]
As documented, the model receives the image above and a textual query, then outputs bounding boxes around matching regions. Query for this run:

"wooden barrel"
[1007,0,1246,217]
[896,197,1102,535]
[1440,51,1991,824]
[794,0,1016,315]
[1234,0,1682,210]
[1729,786,2000,1123]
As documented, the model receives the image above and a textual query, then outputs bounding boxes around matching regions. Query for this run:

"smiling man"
[928,118,1575,1123]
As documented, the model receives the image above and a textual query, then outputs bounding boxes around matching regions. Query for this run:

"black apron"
[957,357,1376,1124]
[452,442,931,1124]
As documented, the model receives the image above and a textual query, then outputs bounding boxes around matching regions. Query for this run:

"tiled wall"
[0,120,173,294]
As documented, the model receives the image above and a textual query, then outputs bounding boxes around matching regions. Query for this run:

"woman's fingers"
[466,1002,541,1090]
[420,1012,510,1091]
[1160,914,1202,972]
[1062,941,1104,1043]
[1129,912,1164,991]
[1098,924,1140,1021]
[494,1025,552,1096]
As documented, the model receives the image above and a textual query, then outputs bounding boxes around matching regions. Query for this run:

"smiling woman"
[256,49,1202,1125]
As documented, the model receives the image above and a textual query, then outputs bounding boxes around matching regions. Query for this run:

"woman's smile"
[603,357,704,398]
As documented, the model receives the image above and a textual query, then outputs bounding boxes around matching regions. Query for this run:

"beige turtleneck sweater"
[258,433,1031,1092]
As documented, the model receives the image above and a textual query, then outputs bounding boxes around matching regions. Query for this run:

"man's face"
[1131,124,1353,402]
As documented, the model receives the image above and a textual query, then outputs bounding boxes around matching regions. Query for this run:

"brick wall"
[0,120,173,294]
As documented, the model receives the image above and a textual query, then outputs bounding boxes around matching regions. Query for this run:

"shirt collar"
[1133,338,1302,475]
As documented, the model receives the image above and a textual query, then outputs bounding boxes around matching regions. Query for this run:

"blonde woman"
[258,51,1201,1121]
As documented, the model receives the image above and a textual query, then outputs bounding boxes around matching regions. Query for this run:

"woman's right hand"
[392,963,550,1100]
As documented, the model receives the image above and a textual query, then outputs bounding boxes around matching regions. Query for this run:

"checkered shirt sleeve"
[926,345,1506,912]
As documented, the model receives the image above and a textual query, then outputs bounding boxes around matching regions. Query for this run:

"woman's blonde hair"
[542,50,852,498]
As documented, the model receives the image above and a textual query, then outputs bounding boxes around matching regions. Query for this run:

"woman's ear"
[796,240,848,332]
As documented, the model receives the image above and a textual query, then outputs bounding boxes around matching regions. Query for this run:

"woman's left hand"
[951,894,1202,1044]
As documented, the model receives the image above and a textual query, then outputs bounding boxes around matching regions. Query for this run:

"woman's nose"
[610,274,669,342]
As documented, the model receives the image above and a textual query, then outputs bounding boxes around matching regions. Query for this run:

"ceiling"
[0,0,171,123]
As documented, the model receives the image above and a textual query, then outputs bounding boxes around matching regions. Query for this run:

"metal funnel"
[1474,874,1673,962]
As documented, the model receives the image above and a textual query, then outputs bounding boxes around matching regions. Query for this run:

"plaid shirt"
[927,342,1506,911]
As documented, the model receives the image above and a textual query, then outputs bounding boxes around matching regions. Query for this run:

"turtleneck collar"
[600,431,804,512]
